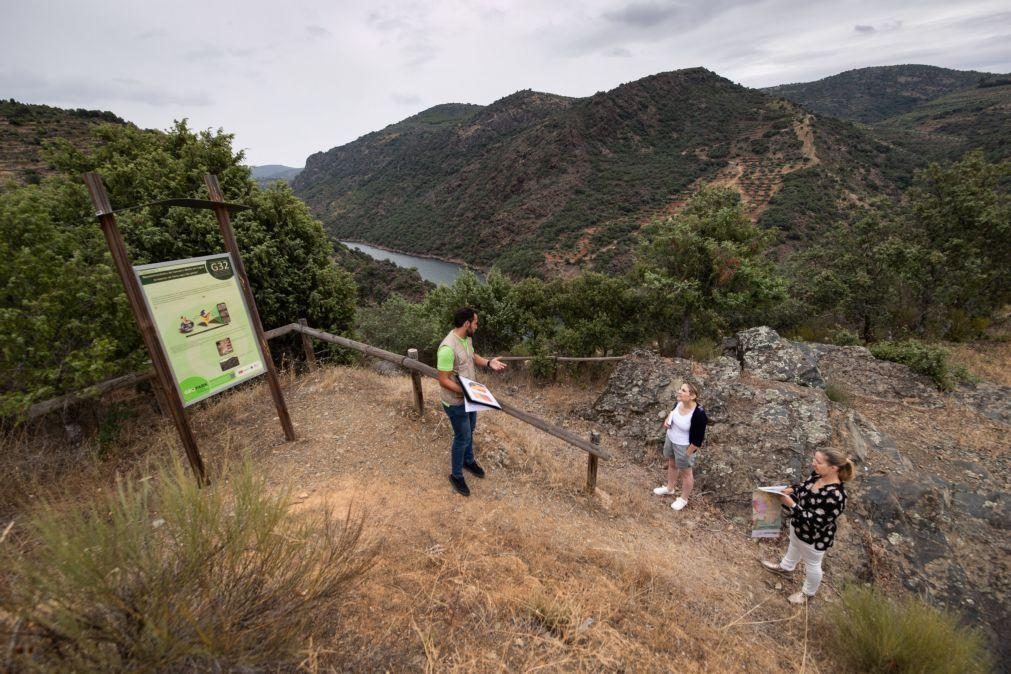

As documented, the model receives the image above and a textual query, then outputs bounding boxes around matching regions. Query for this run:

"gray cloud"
[604,47,633,58]
[306,25,331,38]
[0,71,211,108]
[392,92,421,105]
[854,24,875,34]
[550,0,765,57]
[184,46,225,62]
[603,2,681,28]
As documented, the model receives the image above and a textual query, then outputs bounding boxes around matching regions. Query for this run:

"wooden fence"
[27,321,614,492]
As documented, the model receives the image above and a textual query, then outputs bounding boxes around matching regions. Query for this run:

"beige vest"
[438,330,475,405]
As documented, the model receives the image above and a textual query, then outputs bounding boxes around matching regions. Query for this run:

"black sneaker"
[449,474,470,496]
[463,461,486,479]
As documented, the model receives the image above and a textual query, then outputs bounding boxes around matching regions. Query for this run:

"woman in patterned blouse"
[761,448,855,604]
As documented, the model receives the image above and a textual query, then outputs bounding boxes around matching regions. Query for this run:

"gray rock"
[953,381,1011,425]
[734,326,825,388]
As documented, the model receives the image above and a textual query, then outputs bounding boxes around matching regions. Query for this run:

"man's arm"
[437,344,464,393]
[476,355,507,372]
[438,369,464,394]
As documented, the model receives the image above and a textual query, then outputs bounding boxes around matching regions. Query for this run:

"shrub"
[824,382,850,405]
[869,340,956,390]
[1,459,374,671]
[830,327,861,346]
[828,585,992,674]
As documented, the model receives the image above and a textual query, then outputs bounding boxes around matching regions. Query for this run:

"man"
[437,307,506,496]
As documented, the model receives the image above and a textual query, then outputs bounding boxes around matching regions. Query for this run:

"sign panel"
[134,253,265,406]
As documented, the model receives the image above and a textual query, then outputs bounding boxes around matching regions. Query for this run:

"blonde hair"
[682,381,701,406]
[819,448,855,482]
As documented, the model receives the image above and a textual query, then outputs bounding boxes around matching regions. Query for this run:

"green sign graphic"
[134,254,266,406]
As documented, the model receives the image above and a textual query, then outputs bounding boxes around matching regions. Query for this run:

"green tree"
[904,151,1011,337]
[789,209,916,342]
[1,121,355,417]
[633,187,786,355]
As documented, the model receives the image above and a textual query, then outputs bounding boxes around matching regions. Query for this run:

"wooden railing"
[27,321,613,491]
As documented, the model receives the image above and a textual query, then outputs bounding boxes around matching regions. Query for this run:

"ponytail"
[838,459,855,483]
[822,447,855,482]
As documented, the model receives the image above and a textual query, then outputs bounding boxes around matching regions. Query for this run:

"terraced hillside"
[0,100,125,187]
[294,68,924,276]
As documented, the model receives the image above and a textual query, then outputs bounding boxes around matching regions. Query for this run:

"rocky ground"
[586,326,1010,666]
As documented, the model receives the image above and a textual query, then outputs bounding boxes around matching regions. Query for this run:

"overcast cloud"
[1,0,1008,166]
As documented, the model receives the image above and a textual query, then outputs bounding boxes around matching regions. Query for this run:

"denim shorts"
[663,437,696,469]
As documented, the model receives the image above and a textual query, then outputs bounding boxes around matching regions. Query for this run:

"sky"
[2,1,1009,167]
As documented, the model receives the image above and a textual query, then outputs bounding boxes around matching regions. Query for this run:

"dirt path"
[187,366,828,671]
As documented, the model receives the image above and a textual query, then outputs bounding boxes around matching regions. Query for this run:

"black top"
[688,405,708,448]
[785,472,846,550]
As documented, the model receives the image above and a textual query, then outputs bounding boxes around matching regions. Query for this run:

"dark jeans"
[444,403,477,478]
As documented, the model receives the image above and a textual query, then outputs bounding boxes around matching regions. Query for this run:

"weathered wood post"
[407,348,424,416]
[205,175,296,442]
[298,318,317,371]
[84,173,207,484]
[586,430,600,493]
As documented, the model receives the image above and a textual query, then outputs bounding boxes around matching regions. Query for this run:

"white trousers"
[779,525,826,597]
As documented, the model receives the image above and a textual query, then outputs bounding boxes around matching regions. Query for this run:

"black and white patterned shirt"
[786,472,847,550]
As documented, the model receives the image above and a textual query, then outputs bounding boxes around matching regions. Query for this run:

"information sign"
[134,253,265,406]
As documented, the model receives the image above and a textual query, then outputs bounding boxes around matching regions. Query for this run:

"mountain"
[0,99,125,187]
[870,82,1011,162]
[250,164,303,186]
[761,64,995,123]
[293,68,928,275]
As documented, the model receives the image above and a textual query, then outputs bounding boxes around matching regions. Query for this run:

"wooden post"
[298,318,317,371]
[407,348,424,417]
[586,430,600,494]
[204,175,296,442]
[83,172,207,484]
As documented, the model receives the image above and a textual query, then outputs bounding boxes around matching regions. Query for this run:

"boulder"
[732,326,825,388]
[585,336,1009,659]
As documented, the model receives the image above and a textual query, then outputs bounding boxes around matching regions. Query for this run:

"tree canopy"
[1,121,356,417]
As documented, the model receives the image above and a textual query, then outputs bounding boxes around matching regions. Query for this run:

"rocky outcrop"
[728,326,825,388]
[586,327,1009,659]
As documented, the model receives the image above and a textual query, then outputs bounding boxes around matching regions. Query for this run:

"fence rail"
[25,321,613,487]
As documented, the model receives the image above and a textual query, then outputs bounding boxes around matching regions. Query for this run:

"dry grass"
[4,364,828,672]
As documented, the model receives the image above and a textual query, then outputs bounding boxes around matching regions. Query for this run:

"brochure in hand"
[751,487,785,538]
[458,375,502,413]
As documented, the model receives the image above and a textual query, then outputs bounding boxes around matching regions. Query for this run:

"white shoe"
[653,486,675,496]
[788,591,811,605]
[671,497,688,511]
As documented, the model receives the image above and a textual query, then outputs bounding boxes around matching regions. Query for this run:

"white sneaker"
[653,486,675,496]
[671,497,688,511]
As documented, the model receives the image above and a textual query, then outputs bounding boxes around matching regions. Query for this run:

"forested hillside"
[294,68,929,276]
[761,64,993,122]
[0,99,126,186]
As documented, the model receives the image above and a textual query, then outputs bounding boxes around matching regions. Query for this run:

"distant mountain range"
[4,63,1007,280]
[250,164,303,186]
[761,64,995,122]
[293,64,1008,276]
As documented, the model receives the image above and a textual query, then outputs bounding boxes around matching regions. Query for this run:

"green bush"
[869,340,956,390]
[824,382,850,405]
[828,586,992,674]
[1,459,374,671]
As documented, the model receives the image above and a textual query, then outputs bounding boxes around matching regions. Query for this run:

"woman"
[762,448,854,603]
[653,382,708,511]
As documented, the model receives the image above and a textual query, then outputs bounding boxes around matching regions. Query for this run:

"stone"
[734,326,825,388]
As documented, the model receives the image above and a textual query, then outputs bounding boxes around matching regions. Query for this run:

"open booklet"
[752,489,784,538]
[457,375,502,412]
[757,485,790,494]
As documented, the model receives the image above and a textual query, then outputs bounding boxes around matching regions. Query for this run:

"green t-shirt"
[437,335,473,371]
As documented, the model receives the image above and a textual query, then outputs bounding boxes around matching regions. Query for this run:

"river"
[339,241,472,286]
